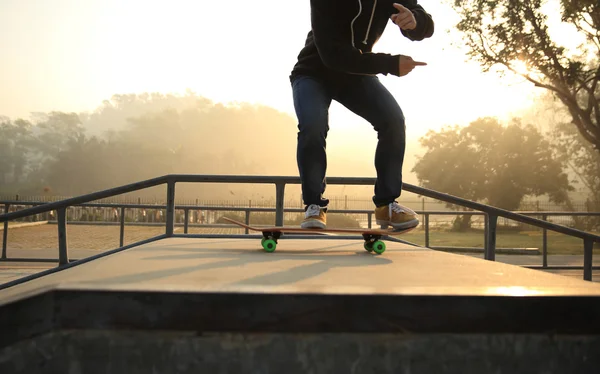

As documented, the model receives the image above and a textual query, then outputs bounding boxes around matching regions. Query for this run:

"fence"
[3,193,592,209]
[2,199,599,268]
[2,194,597,231]
[0,174,599,288]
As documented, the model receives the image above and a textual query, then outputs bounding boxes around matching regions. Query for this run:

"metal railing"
[1,174,599,284]
[2,201,598,265]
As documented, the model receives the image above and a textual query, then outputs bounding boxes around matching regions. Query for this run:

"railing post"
[583,239,593,281]
[542,214,548,268]
[367,213,372,228]
[57,208,69,266]
[2,203,9,259]
[184,209,189,234]
[119,207,125,247]
[485,214,497,261]
[275,183,285,227]
[165,181,176,236]
[484,214,488,254]
[244,209,250,235]
[424,213,430,247]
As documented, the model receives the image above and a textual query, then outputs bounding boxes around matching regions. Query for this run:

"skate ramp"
[1,237,600,373]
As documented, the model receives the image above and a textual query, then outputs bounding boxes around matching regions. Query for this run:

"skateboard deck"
[223,217,416,254]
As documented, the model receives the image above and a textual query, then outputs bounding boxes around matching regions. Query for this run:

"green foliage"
[449,0,600,152]
[0,118,34,186]
[551,119,600,230]
[412,117,573,229]
[0,92,298,198]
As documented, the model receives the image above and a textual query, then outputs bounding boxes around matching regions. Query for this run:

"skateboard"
[223,217,416,254]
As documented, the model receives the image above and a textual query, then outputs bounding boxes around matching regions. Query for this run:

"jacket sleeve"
[399,0,435,41]
[310,0,400,76]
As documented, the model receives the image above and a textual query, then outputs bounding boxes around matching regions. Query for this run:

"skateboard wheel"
[372,241,386,254]
[262,239,277,252]
[364,242,374,252]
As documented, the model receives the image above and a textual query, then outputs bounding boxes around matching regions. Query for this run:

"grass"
[212,212,599,255]
[399,227,600,255]
[211,212,599,255]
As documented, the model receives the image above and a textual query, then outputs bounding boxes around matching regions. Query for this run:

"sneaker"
[301,204,327,229]
[374,201,419,230]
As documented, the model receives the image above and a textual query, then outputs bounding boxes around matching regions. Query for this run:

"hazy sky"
[1,0,569,142]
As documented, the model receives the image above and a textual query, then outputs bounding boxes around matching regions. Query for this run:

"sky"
[0,0,553,142]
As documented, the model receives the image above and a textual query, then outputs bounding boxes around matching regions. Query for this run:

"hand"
[391,3,417,30]
[398,55,427,76]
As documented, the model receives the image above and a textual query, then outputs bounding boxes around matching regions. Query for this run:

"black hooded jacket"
[290,0,434,82]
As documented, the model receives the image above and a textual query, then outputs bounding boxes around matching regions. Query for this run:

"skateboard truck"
[260,231,282,252]
[362,233,386,254]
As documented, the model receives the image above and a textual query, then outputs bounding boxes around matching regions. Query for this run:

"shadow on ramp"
[77,243,392,287]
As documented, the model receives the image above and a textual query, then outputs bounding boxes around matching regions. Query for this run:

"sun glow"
[507,59,543,83]
[0,0,546,136]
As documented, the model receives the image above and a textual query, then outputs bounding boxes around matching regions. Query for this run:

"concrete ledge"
[1,330,599,374]
[1,237,600,372]
[2,286,600,351]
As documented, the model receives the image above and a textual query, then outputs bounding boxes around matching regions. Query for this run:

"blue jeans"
[291,74,406,208]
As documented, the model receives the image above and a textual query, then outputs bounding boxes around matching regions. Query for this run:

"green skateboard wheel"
[372,241,386,254]
[364,242,374,252]
[262,239,277,252]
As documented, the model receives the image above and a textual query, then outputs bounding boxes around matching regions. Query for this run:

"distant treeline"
[0,92,302,199]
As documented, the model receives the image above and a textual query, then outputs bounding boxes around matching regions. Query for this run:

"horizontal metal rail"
[0,174,599,283]
[0,174,598,235]
[4,199,600,218]
[0,234,167,291]
[4,209,594,273]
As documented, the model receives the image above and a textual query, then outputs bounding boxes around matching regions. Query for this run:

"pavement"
[2,241,598,285]
[2,237,600,304]
[2,237,600,374]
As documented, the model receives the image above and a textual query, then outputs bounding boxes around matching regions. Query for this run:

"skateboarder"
[290,0,434,229]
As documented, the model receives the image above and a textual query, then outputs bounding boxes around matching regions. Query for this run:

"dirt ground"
[1,223,244,251]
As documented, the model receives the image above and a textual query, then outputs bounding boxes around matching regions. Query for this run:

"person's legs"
[291,75,333,228]
[334,75,418,229]
[334,75,406,205]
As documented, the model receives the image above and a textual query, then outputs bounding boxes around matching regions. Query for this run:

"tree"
[449,0,600,152]
[44,135,111,195]
[412,117,573,230]
[551,119,600,230]
[0,92,302,199]
[33,111,85,158]
[0,118,35,186]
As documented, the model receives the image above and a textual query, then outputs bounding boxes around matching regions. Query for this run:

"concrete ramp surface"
[1,237,600,373]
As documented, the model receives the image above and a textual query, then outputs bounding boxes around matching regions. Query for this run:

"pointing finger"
[412,61,427,66]
[393,3,410,13]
